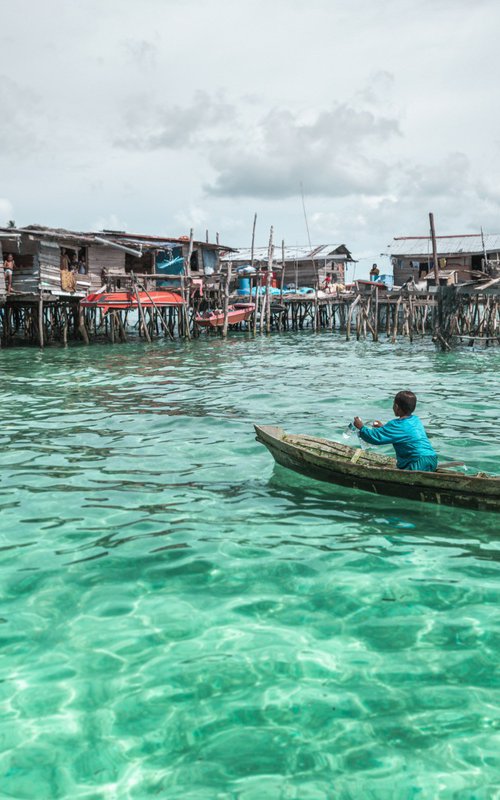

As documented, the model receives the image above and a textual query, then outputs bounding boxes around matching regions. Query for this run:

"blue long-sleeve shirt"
[359,415,436,469]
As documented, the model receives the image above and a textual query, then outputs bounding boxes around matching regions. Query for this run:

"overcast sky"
[2,0,499,275]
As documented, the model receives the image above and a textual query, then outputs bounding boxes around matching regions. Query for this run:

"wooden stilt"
[222,262,232,338]
[38,294,44,348]
[132,275,152,343]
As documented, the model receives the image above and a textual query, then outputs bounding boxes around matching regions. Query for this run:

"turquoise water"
[1,334,499,799]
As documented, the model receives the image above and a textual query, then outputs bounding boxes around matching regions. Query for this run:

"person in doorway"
[3,253,15,292]
[77,253,87,274]
[60,249,70,271]
[369,263,380,281]
[353,390,437,471]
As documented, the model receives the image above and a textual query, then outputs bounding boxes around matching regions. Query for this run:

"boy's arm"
[358,420,399,446]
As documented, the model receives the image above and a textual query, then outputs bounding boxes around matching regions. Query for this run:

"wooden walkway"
[0,277,499,349]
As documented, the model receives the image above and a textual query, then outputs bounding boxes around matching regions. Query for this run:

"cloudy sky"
[2,0,499,275]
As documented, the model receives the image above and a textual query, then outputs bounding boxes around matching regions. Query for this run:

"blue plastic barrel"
[238,276,251,295]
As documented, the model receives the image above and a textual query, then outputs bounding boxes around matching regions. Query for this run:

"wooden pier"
[1,272,498,350]
[1,223,499,350]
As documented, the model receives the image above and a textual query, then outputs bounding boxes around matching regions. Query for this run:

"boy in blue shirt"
[353,390,437,472]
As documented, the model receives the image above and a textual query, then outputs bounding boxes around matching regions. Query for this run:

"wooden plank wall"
[8,235,41,293]
[394,257,473,286]
[38,241,61,293]
[282,260,322,288]
[87,245,125,290]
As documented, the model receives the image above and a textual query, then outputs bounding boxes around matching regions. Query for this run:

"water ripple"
[1,334,499,797]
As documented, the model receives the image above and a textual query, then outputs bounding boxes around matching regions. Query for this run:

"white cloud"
[0,0,499,264]
[204,102,400,199]
[117,91,236,150]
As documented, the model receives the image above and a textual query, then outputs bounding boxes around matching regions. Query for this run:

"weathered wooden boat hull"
[196,303,255,328]
[255,425,500,512]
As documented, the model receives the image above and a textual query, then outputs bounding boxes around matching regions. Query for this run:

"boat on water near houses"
[255,425,500,512]
[196,303,255,328]
[81,289,185,313]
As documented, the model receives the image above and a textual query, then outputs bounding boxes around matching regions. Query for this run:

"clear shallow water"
[1,334,499,799]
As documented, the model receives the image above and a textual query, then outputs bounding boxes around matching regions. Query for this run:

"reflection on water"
[1,334,499,797]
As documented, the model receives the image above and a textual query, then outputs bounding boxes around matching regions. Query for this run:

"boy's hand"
[373,420,383,428]
[353,417,363,430]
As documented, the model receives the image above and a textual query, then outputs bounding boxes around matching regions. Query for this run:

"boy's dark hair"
[394,390,417,414]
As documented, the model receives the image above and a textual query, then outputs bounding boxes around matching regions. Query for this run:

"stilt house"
[387,234,500,287]
[223,244,355,287]
[0,225,227,299]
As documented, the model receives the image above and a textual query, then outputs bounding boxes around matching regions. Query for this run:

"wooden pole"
[265,269,272,334]
[78,305,90,344]
[179,276,191,339]
[132,273,152,343]
[346,294,360,341]
[62,305,68,346]
[278,240,286,332]
[222,262,232,338]
[185,228,194,278]
[392,294,402,343]
[38,293,44,348]
[139,284,174,340]
[116,312,128,342]
[429,212,440,285]
[280,240,285,303]
[265,226,274,334]
[250,213,259,335]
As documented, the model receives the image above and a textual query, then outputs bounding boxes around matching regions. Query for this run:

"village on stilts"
[1,213,499,351]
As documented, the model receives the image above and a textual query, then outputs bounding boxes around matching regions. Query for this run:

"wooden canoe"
[255,425,500,513]
[195,303,255,328]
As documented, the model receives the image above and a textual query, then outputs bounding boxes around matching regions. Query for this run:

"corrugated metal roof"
[387,234,500,257]
[102,231,233,250]
[222,244,353,263]
[0,226,232,251]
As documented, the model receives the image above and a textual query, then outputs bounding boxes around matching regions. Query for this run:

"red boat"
[81,290,185,313]
[195,303,255,328]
